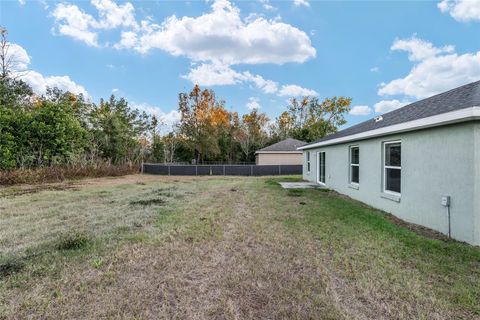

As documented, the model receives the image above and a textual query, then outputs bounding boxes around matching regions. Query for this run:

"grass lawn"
[1,175,479,319]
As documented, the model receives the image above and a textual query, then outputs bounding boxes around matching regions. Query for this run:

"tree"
[0,107,16,169]
[89,95,151,164]
[22,101,87,166]
[271,111,294,141]
[149,115,165,163]
[0,27,15,80]
[0,27,34,109]
[234,109,269,162]
[286,96,351,142]
[178,85,230,162]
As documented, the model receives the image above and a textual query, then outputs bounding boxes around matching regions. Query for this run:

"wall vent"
[374,115,383,122]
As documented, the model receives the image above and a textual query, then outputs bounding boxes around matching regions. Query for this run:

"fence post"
[278,165,281,175]
[168,165,171,176]
[223,165,225,176]
[196,165,198,176]
[250,165,253,176]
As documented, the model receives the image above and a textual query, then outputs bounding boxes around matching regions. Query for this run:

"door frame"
[316,151,326,186]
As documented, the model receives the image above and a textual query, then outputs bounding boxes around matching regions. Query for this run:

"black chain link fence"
[142,163,302,176]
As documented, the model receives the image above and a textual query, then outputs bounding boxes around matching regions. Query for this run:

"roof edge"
[255,151,303,154]
[298,106,480,150]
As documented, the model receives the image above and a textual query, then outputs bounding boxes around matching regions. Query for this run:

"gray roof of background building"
[257,138,307,152]
[302,80,480,149]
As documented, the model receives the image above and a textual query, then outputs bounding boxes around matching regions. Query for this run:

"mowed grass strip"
[265,178,480,318]
[0,175,479,319]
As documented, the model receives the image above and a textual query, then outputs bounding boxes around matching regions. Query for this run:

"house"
[255,138,307,165]
[298,80,480,245]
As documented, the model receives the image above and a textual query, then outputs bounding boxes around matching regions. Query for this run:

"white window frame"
[383,140,401,196]
[306,151,311,174]
[317,151,326,185]
[349,145,359,185]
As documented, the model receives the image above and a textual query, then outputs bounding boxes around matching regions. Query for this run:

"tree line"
[0,27,352,171]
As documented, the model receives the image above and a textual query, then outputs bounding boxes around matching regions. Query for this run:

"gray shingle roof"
[257,138,307,152]
[303,80,480,149]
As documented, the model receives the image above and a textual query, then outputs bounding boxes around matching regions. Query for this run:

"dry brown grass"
[0,175,479,319]
[0,164,139,186]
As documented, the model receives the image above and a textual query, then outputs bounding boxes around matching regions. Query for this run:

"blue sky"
[1,0,480,128]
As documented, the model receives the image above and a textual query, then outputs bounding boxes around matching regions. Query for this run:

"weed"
[287,189,305,197]
[56,232,92,251]
[90,257,103,269]
[129,198,166,206]
[0,259,24,277]
[264,179,279,186]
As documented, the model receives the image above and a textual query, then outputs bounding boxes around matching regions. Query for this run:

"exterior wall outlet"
[441,195,451,207]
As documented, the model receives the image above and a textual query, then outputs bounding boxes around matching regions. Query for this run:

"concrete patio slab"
[279,182,324,189]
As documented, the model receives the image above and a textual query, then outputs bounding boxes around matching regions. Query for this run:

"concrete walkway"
[279,182,324,189]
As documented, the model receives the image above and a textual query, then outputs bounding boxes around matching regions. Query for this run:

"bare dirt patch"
[0,183,80,197]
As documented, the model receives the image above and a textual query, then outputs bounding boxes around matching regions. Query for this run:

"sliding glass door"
[317,151,326,185]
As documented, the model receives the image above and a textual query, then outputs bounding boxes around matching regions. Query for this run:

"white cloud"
[438,0,480,22]
[246,97,261,110]
[277,84,317,97]
[4,42,31,71]
[293,0,310,7]
[51,0,138,47]
[19,71,88,96]
[49,0,316,98]
[379,36,480,99]
[259,0,276,10]
[391,36,454,62]
[91,0,138,30]
[133,103,181,127]
[374,100,409,114]
[242,71,278,94]
[370,66,380,72]
[116,0,316,65]
[112,88,119,93]
[115,31,138,49]
[183,63,242,86]
[349,105,372,116]
[8,42,88,97]
[183,63,316,97]
[18,0,26,5]
[51,3,100,47]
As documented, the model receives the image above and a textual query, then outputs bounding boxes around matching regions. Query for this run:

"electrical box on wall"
[441,195,450,207]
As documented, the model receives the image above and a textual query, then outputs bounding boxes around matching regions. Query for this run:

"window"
[317,151,326,184]
[349,146,359,184]
[306,151,311,173]
[384,141,401,194]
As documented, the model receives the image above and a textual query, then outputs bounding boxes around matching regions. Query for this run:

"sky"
[1,0,480,128]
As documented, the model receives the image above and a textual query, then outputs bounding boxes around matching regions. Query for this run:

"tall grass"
[0,163,139,185]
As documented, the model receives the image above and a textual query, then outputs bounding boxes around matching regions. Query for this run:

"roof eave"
[298,106,480,150]
[255,151,303,154]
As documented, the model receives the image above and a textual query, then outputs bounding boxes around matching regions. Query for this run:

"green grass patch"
[282,189,480,315]
[55,232,93,251]
[286,189,305,197]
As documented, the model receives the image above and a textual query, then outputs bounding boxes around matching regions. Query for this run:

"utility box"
[441,195,451,207]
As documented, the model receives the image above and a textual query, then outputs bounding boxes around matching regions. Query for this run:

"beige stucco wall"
[256,152,303,165]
